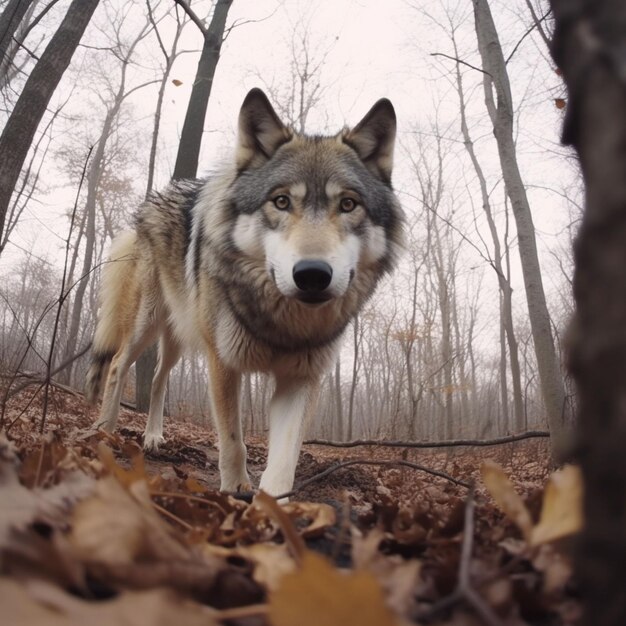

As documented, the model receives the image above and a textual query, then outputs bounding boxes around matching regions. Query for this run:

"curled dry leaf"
[484,462,582,547]
[530,465,583,546]
[0,437,94,559]
[69,475,190,564]
[1,577,217,626]
[268,551,399,626]
[481,460,533,541]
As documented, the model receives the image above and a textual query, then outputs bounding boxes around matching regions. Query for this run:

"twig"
[152,501,194,530]
[430,52,491,76]
[151,491,228,517]
[276,459,471,502]
[304,430,550,450]
[418,487,504,626]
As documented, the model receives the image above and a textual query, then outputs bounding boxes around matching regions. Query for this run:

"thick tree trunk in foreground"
[472,0,566,452]
[550,1,626,623]
[0,0,99,253]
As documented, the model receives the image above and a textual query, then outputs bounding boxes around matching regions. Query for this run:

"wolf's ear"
[237,88,292,170]
[343,99,396,183]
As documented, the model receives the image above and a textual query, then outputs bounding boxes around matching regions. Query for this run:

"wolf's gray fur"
[86,88,404,497]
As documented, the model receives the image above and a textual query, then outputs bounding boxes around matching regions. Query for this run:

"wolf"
[85,88,403,497]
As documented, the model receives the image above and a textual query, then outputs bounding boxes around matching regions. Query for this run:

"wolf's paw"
[258,472,293,503]
[220,472,253,494]
[143,433,164,451]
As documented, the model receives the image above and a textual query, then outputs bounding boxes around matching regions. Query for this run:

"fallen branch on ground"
[304,430,550,450]
[275,458,471,501]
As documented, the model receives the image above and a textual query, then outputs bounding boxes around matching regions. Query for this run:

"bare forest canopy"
[0,0,579,446]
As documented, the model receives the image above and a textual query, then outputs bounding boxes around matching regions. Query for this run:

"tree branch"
[303,430,550,449]
[173,0,207,38]
[430,51,491,76]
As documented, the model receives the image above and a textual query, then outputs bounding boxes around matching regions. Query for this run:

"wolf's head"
[229,88,403,307]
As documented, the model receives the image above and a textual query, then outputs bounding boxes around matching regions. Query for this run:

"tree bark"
[0,0,36,80]
[472,0,566,451]
[0,0,99,253]
[172,0,232,180]
[550,1,626,623]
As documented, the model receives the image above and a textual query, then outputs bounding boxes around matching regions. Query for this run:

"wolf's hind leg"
[206,347,251,492]
[144,327,181,451]
[259,376,320,500]
[94,306,160,433]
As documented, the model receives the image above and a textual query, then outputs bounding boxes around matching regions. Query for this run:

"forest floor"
[2,384,581,626]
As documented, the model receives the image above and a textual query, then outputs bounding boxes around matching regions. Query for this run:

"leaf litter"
[1,386,582,624]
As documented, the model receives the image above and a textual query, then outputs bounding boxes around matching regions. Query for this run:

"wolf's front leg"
[259,376,320,498]
[206,348,251,492]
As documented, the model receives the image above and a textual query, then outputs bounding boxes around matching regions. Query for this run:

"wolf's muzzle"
[293,260,333,301]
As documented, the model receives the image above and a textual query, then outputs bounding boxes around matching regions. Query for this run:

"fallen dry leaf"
[481,460,533,540]
[532,543,573,594]
[352,528,421,617]
[1,577,217,626]
[268,551,399,626]
[531,465,583,546]
[69,475,189,564]
[205,541,296,591]
[282,500,337,538]
[0,437,94,561]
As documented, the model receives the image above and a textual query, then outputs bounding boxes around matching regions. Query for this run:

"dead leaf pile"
[0,387,583,625]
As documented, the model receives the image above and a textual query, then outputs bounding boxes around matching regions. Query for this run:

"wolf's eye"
[273,195,291,211]
[339,197,357,213]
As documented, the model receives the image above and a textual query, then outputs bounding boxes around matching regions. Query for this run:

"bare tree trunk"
[334,358,343,440]
[498,295,510,433]
[452,35,524,432]
[0,0,37,80]
[550,2,626,623]
[347,316,360,440]
[172,0,233,180]
[472,0,566,451]
[0,0,99,252]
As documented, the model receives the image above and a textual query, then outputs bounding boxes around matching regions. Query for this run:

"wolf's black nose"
[293,260,333,292]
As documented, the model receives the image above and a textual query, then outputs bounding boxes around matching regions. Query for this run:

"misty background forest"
[0,0,578,445]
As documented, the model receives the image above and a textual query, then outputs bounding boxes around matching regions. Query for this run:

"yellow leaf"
[530,465,583,546]
[481,461,533,541]
[268,552,398,626]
